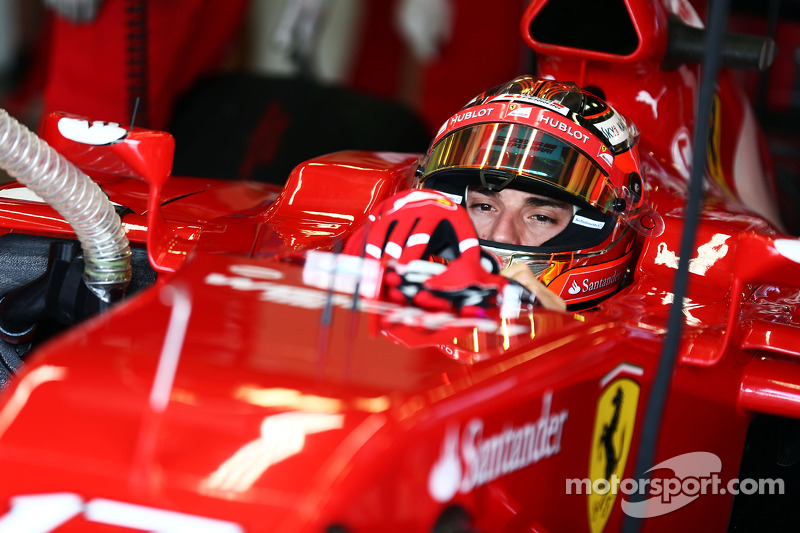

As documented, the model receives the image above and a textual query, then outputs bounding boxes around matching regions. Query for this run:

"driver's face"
[467,188,573,246]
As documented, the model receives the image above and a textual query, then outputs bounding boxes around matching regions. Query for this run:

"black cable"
[316,238,344,380]
[622,0,731,530]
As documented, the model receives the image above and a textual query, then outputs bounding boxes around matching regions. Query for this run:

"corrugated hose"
[0,108,131,303]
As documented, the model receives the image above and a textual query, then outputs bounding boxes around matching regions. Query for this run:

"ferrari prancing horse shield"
[588,377,640,533]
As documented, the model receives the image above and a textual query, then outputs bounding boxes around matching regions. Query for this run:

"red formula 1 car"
[0,0,797,532]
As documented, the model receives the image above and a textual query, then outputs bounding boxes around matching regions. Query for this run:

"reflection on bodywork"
[235,386,390,414]
[202,412,344,493]
[654,233,730,275]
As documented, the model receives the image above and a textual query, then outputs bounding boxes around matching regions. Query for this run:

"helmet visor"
[424,123,617,213]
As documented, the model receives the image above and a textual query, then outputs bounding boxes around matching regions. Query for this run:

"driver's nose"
[488,210,522,246]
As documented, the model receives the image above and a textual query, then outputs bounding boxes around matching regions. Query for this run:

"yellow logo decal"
[706,93,734,198]
[588,377,640,533]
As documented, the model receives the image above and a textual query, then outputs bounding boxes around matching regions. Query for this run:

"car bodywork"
[0,0,798,532]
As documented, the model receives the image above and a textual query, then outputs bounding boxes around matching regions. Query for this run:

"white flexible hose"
[0,109,131,303]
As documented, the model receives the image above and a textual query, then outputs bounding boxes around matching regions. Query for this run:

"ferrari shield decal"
[588,377,640,533]
[597,145,614,167]
[505,103,533,119]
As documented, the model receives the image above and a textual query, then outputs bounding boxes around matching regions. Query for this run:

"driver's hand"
[344,190,524,315]
[501,263,566,312]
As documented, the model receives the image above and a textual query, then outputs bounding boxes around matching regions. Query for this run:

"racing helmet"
[416,75,662,308]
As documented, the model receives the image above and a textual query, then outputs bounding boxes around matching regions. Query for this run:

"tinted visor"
[424,123,617,213]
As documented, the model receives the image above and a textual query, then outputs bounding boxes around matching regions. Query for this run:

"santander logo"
[427,392,568,503]
[569,280,582,295]
[558,259,630,302]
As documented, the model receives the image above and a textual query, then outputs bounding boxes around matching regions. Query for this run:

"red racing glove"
[344,190,533,314]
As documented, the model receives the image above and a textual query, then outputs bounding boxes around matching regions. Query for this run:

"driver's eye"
[469,202,494,212]
[532,214,555,223]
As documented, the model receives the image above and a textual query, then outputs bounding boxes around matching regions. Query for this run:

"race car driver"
[345,75,662,312]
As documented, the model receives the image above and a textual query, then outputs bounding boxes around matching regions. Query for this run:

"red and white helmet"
[416,75,662,309]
